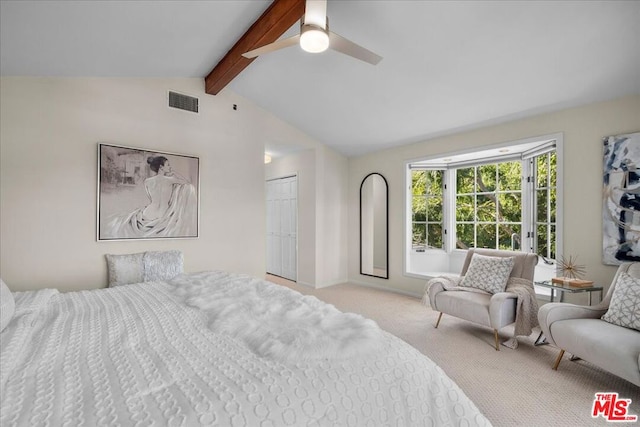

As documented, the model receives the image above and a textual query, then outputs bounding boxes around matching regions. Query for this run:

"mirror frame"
[359,172,389,279]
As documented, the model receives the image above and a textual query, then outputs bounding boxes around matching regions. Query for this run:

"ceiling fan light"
[300,25,329,53]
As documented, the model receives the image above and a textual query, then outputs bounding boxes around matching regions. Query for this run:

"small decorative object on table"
[550,277,595,288]
[553,255,593,287]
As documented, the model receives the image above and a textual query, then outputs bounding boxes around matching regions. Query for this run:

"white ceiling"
[2,1,639,158]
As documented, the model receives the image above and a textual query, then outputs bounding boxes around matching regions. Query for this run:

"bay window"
[405,135,562,284]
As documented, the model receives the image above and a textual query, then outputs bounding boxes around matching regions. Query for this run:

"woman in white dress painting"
[105,155,197,239]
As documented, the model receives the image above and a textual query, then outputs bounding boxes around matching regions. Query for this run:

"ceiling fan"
[242,0,382,65]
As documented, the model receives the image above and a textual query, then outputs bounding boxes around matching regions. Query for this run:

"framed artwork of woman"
[97,143,199,241]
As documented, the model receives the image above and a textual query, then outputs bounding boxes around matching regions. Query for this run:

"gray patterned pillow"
[0,279,15,332]
[105,252,144,287]
[602,272,640,331]
[143,250,184,281]
[460,254,515,294]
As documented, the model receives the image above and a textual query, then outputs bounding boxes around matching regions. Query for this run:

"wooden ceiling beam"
[205,0,305,95]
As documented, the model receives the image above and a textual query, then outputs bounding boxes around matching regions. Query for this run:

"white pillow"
[105,252,144,287]
[1,279,15,332]
[460,254,515,294]
[602,272,640,331]
[143,250,184,281]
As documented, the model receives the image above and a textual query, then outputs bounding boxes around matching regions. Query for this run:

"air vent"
[168,91,199,113]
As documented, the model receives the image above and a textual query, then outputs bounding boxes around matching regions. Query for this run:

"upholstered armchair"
[426,248,539,350]
[538,262,640,386]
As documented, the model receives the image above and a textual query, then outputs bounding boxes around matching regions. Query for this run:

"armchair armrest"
[489,292,518,328]
[538,302,608,346]
[538,302,607,323]
[489,291,517,310]
[425,274,461,311]
[426,282,445,311]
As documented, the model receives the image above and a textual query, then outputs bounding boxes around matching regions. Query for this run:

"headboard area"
[105,250,183,287]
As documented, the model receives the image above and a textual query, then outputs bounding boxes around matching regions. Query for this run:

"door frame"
[266,174,299,282]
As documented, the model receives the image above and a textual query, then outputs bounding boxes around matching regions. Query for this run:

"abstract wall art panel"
[603,132,640,264]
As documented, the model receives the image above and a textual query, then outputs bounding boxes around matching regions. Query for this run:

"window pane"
[456,168,475,193]
[427,198,443,222]
[537,224,548,257]
[478,164,496,192]
[499,193,522,222]
[499,161,522,191]
[427,170,443,195]
[550,188,556,222]
[499,224,521,250]
[413,196,426,221]
[456,195,474,221]
[456,224,474,249]
[477,195,496,221]
[428,224,443,249]
[477,223,496,249]
[550,225,556,259]
[537,190,548,221]
[549,152,557,187]
[412,171,426,195]
[537,156,548,188]
[412,223,426,249]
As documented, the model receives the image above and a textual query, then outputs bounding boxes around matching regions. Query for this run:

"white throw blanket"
[168,271,384,362]
[423,275,539,349]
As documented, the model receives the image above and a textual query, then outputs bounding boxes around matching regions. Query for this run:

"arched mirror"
[360,173,389,279]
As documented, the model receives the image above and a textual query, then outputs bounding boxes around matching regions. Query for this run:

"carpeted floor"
[266,275,640,427]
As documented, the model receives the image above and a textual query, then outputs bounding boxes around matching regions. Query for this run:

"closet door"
[266,176,297,281]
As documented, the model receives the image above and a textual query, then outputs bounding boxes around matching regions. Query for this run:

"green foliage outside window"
[455,161,522,250]
[411,151,556,257]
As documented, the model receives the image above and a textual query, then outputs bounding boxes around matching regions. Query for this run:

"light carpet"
[266,275,640,427]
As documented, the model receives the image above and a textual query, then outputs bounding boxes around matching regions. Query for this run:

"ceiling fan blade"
[328,32,382,65]
[242,35,301,59]
[303,0,327,29]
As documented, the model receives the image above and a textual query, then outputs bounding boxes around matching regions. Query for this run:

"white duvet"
[0,271,491,426]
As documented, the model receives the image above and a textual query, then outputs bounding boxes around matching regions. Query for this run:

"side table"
[534,280,604,305]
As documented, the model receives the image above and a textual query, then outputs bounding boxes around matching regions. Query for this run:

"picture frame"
[97,143,200,241]
[603,131,640,264]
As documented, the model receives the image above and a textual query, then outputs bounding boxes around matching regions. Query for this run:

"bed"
[0,270,491,426]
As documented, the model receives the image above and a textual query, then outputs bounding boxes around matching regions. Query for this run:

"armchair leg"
[435,312,443,328]
[553,349,565,370]
[494,329,500,351]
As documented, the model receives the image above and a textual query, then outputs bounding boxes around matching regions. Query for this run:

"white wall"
[348,95,640,298]
[315,145,349,287]
[0,77,318,292]
[3,78,635,296]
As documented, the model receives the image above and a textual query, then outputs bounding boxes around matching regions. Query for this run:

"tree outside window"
[410,152,556,255]
[455,161,522,250]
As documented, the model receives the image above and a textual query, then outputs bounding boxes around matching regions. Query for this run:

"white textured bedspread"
[0,271,491,426]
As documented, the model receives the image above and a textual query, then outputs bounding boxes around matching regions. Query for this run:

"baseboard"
[297,278,349,289]
[296,281,316,288]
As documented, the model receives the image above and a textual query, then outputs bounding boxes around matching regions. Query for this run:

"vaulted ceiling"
[2,1,639,157]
